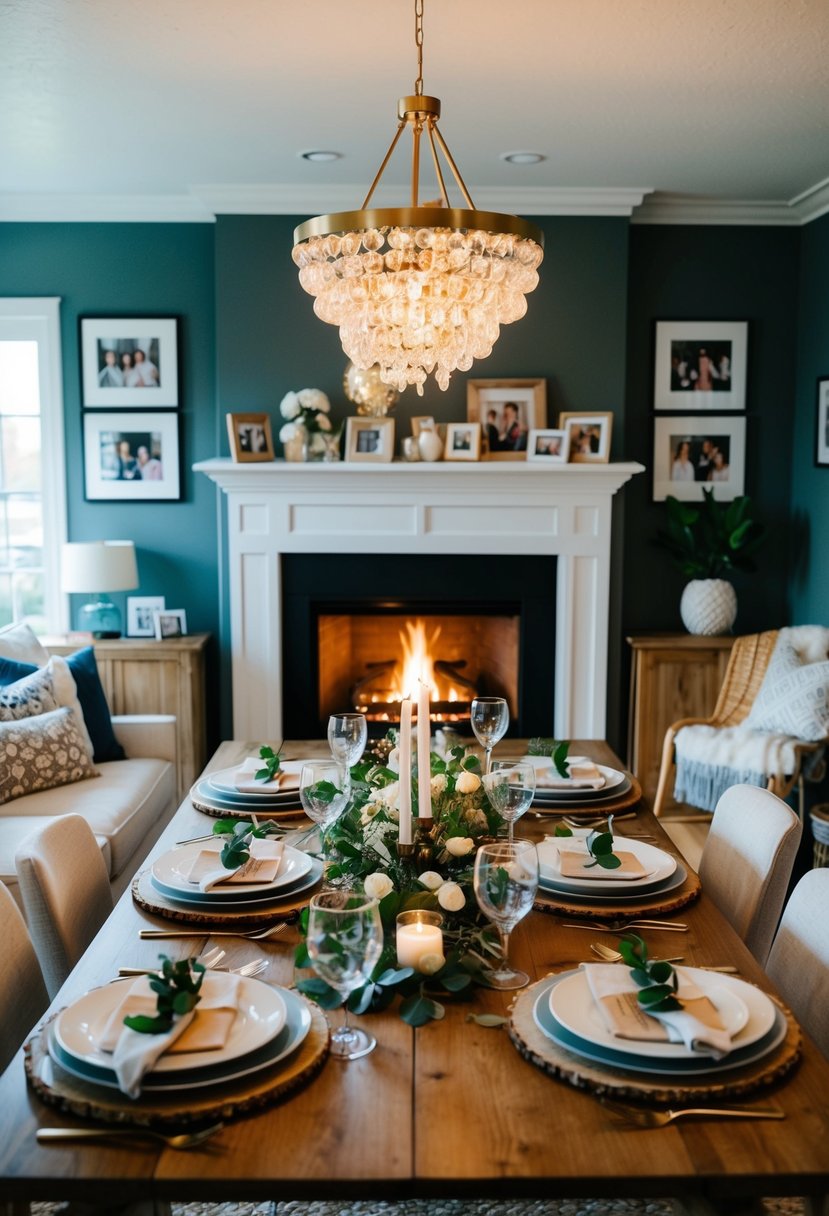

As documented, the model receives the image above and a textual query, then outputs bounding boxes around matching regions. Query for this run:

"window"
[0,299,67,632]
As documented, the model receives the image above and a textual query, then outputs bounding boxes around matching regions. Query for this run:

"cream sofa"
[1,713,177,911]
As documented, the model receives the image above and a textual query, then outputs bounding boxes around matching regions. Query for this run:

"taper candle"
[398,697,413,845]
[417,679,432,822]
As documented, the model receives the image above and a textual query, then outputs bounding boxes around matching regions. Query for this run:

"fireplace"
[281,554,554,738]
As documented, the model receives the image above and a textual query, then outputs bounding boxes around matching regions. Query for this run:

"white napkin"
[529,755,607,790]
[187,837,285,893]
[581,964,732,1058]
[234,755,301,793]
[556,840,651,881]
[99,972,242,1098]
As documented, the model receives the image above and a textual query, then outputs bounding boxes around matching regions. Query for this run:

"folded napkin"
[557,840,650,881]
[532,756,606,790]
[581,964,732,1058]
[234,756,300,793]
[99,972,242,1098]
[187,837,285,893]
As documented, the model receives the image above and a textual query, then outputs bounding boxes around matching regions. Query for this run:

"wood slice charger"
[132,869,319,926]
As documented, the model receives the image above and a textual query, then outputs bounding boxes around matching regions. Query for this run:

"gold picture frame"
[226,412,274,462]
[466,378,547,460]
[345,417,395,462]
[558,411,614,463]
[444,422,481,461]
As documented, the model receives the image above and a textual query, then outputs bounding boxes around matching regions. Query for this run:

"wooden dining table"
[2,738,829,1213]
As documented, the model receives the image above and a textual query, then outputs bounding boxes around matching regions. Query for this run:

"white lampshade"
[61,541,139,594]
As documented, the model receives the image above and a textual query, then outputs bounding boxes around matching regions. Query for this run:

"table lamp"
[60,541,139,638]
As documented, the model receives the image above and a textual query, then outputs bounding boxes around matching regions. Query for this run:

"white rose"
[379,780,399,808]
[297,388,330,412]
[418,870,444,891]
[364,872,394,900]
[437,881,466,912]
[280,391,301,419]
[279,422,298,442]
[456,770,481,794]
[316,413,332,431]
[387,747,400,773]
[430,773,447,795]
[445,836,474,857]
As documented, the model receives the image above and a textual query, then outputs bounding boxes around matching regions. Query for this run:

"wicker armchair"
[653,630,826,819]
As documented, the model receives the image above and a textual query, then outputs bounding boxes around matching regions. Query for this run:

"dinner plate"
[153,840,312,900]
[208,760,305,798]
[538,859,688,904]
[49,983,311,1093]
[54,972,287,1076]
[190,778,303,816]
[532,972,786,1077]
[150,854,323,909]
[550,966,755,1059]
[527,759,626,797]
[536,836,676,896]
[532,777,633,806]
[194,776,300,806]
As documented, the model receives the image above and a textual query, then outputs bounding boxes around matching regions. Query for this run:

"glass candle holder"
[396,909,445,973]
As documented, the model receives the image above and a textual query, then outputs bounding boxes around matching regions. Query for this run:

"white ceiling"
[2,0,829,222]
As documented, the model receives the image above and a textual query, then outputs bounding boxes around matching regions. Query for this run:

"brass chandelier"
[292,0,544,395]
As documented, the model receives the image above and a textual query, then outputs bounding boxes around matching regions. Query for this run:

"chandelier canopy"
[292,1,544,395]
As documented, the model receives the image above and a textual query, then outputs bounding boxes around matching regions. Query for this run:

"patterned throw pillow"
[747,636,829,742]
[0,657,95,758]
[0,706,99,806]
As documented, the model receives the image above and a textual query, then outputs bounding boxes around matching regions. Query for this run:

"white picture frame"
[652,414,746,501]
[559,412,613,463]
[527,428,569,463]
[153,608,188,640]
[83,411,181,501]
[80,316,179,408]
[653,320,748,412]
[127,595,166,638]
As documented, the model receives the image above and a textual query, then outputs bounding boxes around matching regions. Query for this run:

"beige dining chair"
[699,783,802,965]
[15,814,113,999]
[0,880,49,1074]
[766,868,829,1058]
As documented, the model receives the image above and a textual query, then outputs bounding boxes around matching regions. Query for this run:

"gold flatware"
[117,958,268,979]
[589,942,738,971]
[560,811,638,829]
[139,922,288,942]
[600,1098,785,1128]
[37,1123,224,1150]
[561,919,688,933]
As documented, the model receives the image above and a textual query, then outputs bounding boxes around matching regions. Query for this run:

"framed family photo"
[559,412,613,463]
[83,411,181,501]
[346,417,395,462]
[466,378,546,460]
[127,596,166,638]
[527,428,569,463]
[653,320,748,412]
[652,414,746,501]
[226,412,274,462]
[444,422,481,461]
[80,316,179,408]
[154,608,188,640]
[816,376,829,467]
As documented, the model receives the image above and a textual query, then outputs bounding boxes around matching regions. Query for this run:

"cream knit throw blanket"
[674,625,829,812]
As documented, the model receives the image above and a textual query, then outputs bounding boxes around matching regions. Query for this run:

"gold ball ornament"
[343,362,400,417]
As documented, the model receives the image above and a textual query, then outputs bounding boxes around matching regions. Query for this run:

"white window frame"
[0,298,68,631]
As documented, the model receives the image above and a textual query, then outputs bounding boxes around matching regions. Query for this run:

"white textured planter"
[680,578,737,636]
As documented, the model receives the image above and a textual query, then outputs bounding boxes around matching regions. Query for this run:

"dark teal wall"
[623,224,801,644]
[0,222,220,737]
[790,212,829,625]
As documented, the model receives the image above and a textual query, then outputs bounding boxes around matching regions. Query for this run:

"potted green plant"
[655,489,765,635]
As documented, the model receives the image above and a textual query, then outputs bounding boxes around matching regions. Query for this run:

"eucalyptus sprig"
[616,934,681,1013]
[528,737,570,778]
[255,745,282,783]
[584,815,622,870]
[123,955,205,1035]
[211,817,279,871]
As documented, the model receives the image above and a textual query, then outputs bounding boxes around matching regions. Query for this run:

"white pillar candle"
[417,679,432,822]
[396,912,444,972]
[398,698,413,845]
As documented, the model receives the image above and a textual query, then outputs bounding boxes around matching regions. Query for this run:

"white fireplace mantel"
[195,459,644,740]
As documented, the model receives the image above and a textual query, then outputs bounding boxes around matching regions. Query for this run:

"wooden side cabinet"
[44,633,209,801]
[627,634,735,813]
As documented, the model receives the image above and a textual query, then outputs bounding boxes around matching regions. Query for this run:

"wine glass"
[486,759,536,844]
[473,840,538,991]
[300,761,351,866]
[306,890,383,1059]
[327,712,368,769]
[470,697,509,773]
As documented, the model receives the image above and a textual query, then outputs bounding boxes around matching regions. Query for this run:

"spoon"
[37,1123,224,1150]
[590,942,738,972]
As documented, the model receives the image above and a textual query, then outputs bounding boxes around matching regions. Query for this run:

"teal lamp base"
[79,596,122,639]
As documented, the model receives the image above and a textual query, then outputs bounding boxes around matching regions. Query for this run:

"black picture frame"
[79,315,180,409]
[82,410,182,502]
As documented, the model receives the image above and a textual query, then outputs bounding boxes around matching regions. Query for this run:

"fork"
[140,921,288,941]
[117,945,226,977]
[600,1097,785,1128]
[37,1123,224,1150]
[589,942,738,971]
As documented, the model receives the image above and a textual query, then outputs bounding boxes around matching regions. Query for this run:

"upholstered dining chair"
[766,868,829,1058]
[699,784,802,965]
[15,814,113,999]
[0,880,49,1073]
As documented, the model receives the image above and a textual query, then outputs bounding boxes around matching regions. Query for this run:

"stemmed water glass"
[306,890,384,1059]
[327,712,368,769]
[473,839,538,991]
[300,761,351,868]
[470,697,509,774]
[486,759,536,844]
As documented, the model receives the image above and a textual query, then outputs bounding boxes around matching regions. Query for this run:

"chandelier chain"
[414,0,424,95]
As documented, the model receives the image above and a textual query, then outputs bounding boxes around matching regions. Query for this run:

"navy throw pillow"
[0,646,125,763]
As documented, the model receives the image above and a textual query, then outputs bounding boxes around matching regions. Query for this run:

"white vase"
[680,579,737,636]
[418,429,444,462]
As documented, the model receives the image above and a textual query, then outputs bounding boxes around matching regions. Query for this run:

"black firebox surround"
[281,553,556,739]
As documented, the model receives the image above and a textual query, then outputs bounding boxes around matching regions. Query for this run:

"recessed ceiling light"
[299,150,343,163]
[500,151,545,166]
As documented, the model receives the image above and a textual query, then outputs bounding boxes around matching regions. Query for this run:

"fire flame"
[396,618,439,701]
